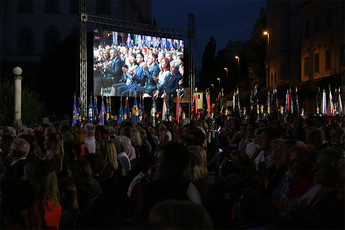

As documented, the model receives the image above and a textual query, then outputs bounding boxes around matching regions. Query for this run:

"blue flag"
[118,97,123,124]
[126,96,130,115]
[127,33,132,48]
[139,96,142,115]
[131,97,139,124]
[72,97,78,125]
[100,97,105,125]
[94,96,99,117]
[88,96,94,124]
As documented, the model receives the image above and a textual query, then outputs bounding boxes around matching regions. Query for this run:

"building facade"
[0,0,152,81]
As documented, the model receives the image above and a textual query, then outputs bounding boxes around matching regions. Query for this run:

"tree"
[0,81,44,125]
[198,37,216,90]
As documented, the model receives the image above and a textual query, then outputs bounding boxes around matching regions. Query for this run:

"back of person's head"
[156,142,190,182]
[67,159,93,186]
[10,137,30,159]
[288,144,318,177]
[84,123,96,136]
[306,127,326,149]
[1,177,43,229]
[149,200,214,229]
[58,178,79,213]
[82,153,103,176]
[187,145,208,182]
[24,158,60,205]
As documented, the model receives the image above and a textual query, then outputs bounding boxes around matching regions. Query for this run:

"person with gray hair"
[84,124,97,154]
[1,138,30,181]
[155,59,183,98]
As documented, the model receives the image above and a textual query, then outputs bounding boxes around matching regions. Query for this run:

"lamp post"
[263,31,270,88]
[211,83,214,90]
[224,67,228,94]
[235,56,239,88]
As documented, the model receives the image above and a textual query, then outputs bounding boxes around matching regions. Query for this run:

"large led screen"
[93,29,184,98]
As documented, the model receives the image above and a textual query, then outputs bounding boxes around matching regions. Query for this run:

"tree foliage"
[0,81,44,125]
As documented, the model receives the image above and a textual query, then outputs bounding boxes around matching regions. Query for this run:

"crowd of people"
[93,41,184,98]
[1,105,345,229]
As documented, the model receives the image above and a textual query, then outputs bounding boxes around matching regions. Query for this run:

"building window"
[70,0,78,14]
[314,15,320,33]
[314,53,319,73]
[340,44,345,66]
[304,56,309,75]
[45,27,60,51]
[96,0,111,14]
[18,27,34,55]
[18,0,33,13]
[305,20,310,37]
[326,49,331,70]
[326,9,333,27]
[44,0,59,14]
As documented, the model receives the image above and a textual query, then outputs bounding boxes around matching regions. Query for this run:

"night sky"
[152,0,266,69]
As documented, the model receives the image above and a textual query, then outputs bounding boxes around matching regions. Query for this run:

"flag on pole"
[329,85,334,116]
[339,87,343,116]
[94,96,99,118]
[285,89,289,113]
[100,96,105,125]
[267,91,271,115]
[237,88,242,117]
[124,96,128,116]
[321,88,327,115]
[162,94,168,121]
[289,88,293,114]
[176,92,181,124]
[139,95,142,115]
[127,33,132,48]
[151,97,156,127]
[296,87,300,117]
[118,97,123,124]
[72,95,78,125]
[131,96,139,124]
[232,91,236,113]
[106,96,110,114]
[250,90,254,112]
[88,96,94,124]
[206,90,211,117]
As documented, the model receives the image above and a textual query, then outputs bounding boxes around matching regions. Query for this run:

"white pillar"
[13,66,22,127]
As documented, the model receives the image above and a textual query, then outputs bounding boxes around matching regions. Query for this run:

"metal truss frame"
[79,2,195,117]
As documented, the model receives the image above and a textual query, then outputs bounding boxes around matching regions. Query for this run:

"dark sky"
[152,0,266,69]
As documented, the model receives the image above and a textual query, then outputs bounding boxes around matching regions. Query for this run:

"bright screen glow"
[93,29,184,98]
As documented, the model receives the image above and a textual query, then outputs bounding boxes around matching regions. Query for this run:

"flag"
[100,97,105,125]
[127,33,132,48]
[141,96,145,115]
[321,88,327,114]
[94,96,99,117]
[72,96,78,125]
[250,90,254,112]
[267,91,271,115]
[139,96,142,115]
[124,96,128,116]
[339,87,343,116]
[329,85,334,116]
[162,95,168,121]
[289,88,293,114]
[232,91,236,113]
[176,93,181,123]
[296,87,300,117]
[137,34,142,48]
[151,97,156,127]
[237,88,242,117]
[118,97,123,124]
[132,96,139,124]
[88,96,94,123]
[285,89,289,113]
[106,96,110,114]
[77,97,82,118]
[206,90,211,117]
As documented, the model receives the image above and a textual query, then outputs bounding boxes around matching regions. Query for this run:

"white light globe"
[13,67,22,76]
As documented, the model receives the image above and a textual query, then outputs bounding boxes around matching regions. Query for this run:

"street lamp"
[224,67,228,94]
[234,56,239,88]
[263,31,270,88]
[217,77,220,91]
[211,83,214,90]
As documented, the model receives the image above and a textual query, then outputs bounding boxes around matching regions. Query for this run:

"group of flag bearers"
[72,84,344,127]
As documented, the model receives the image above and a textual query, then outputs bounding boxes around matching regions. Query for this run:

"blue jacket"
[104,57,123,79]
[144,63,160,92]
[162,72,182,97]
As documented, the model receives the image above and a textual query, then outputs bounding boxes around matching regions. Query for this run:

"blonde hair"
[98,139,118,178]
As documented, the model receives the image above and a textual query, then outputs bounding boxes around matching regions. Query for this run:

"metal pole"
[13,67,22,127]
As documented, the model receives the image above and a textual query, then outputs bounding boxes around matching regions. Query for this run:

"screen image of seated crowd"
[93,29,184,98]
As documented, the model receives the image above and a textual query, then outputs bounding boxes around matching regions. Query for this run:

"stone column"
[13,66,22,127]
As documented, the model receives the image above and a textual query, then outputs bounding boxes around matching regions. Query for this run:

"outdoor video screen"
[93,29,184,98]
